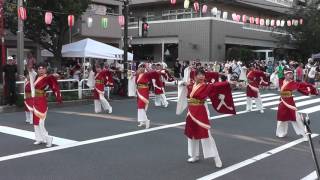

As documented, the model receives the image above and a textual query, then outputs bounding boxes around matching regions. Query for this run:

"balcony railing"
[265,0,294,7]
[128,8,287,34]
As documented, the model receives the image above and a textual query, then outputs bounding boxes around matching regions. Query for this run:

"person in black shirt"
[173,61,181,79]
[2,56,18,105]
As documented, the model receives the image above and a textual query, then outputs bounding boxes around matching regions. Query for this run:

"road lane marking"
[197,134,319,180]
[0,126,78,146]
[272,98,320,111]
[233,94,276,102]
[0,110,239,162]
[299,105,320,114]
[301,171,317,180]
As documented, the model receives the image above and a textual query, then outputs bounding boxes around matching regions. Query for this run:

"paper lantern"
[232,13,237,21]
[276,20,281,26]
[170,0,176,5]
[260,19,265,26]
[270,19,275,26]
[249,17,255,24]
[193,1,200,12]
[242,15,247,23]
[44,12,53,25]
[265,19,270,26]
[211,7,218,16]
[287,20,291,27]
[18,7,27,21]
[222,12,228,19]
[68,15,75,27]
[184,0,190,9]
[101,17,108,29]
[293,19,299,26]
[299,18,303,25]
[118,15,125,26]
[87,17,93,28]
[280,20,285,27]
[202,5,208,14]
[236,15,241,22]
[255,17,260,25]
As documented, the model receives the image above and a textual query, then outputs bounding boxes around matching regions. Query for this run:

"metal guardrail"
[16,78,110,100]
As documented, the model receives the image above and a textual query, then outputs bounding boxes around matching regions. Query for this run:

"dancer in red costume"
[178,68,236,167]
[276,68,318,138]
[32,63,62,147]
[92,64,113,113]
[153,63,174,107]
[246,65,269,113]
[136,63,160,129]
[23,70,33,124]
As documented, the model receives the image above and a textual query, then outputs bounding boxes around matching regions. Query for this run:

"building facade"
[126,0,305,65]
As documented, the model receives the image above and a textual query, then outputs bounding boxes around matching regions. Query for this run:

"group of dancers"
[22,60,318,168]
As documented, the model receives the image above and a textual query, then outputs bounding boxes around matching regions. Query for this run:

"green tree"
[277,1,320,60]
[5,0,90,63]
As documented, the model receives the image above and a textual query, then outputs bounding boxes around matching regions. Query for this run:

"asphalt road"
[0,89,320,180]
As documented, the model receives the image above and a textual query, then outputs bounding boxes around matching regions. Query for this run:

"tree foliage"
[5,0,90,61]
[278,1,320,60]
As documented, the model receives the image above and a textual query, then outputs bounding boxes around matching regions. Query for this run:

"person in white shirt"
[308,63,317,85]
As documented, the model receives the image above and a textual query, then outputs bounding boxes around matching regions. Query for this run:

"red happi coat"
[136,71,158,109]
[246,70,268,98]
[205,71,219,83]
[277,80,318,121]
[154,70,165,95]
[185,81,236,139]
[33,75,62,125]
[190,68,196,83]
[160,69,175,82]
[93,70,113,99]
[24,80,33,112]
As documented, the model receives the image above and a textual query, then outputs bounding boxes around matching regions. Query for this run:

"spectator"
[308,62,317,85]
[266,61,274,75]
[173,61,181,79]
[181,61,189,78]
[296,63,304,82]
[2,56,18,105]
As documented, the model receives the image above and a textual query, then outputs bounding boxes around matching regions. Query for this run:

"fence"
[16,79,110,100]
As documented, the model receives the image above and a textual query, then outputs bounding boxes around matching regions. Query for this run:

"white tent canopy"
[61,38,133,60]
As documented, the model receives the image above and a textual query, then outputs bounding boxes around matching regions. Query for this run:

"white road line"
[0,126,78,146]
[233,94,276,102]
[299,105,320,114]
[197,134,319,180]
[0,109,239,162]
[301,171,317,180]
[231,92,244,95]
[253,96,311,108]
[232,94,247,98]
[167,92,245,101]
[272,98,320,110]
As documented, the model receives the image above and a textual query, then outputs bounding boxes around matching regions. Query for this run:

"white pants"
[94,94,112,113]
[276,112,306,137]
[188,131,220,159]
[34,119,50,143]
[25,111,33,124]
[137,109,149,123]
[154,94,168,107]
[246,93,263,111]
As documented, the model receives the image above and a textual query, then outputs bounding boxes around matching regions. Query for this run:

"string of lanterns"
[170,0,304,27]
[16,6,126,29]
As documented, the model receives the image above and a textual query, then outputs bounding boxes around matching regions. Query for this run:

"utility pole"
[17,0,24,76]
[122,0,129,96]
[0,0,5,67]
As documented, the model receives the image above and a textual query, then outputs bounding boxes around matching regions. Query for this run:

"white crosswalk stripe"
[166,91,320,114]
[271,98,320,110]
